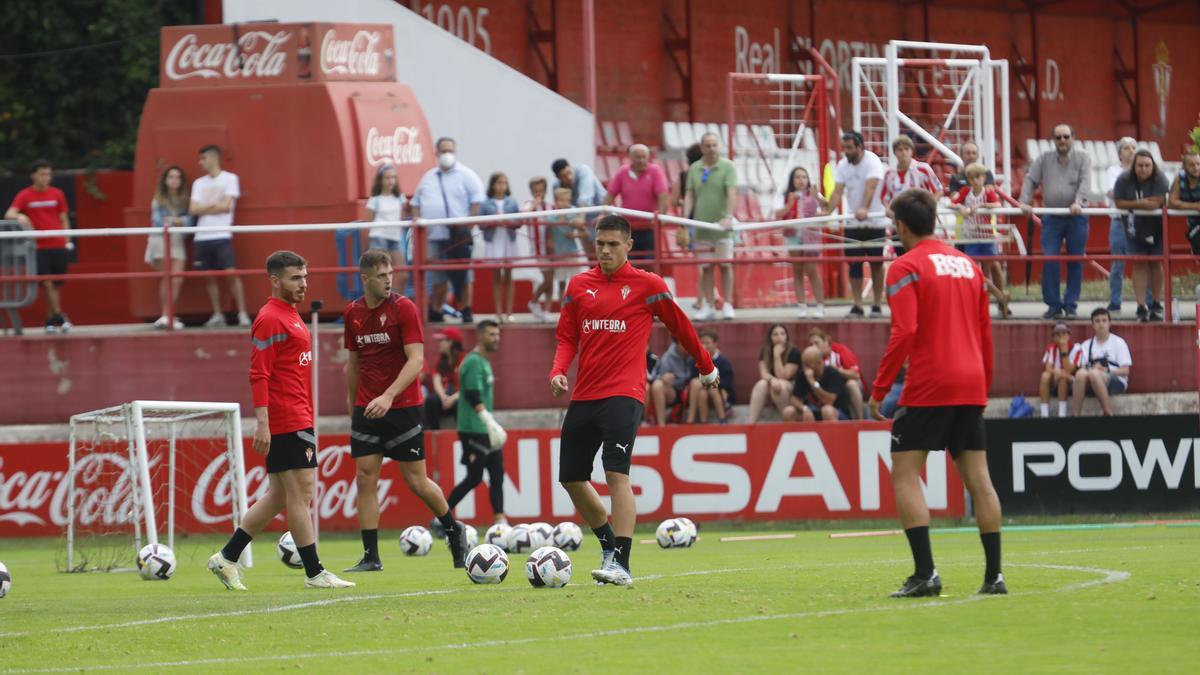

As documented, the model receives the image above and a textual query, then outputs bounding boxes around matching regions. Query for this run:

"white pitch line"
[0,563,1130,674]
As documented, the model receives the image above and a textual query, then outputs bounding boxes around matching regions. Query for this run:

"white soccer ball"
[656,518,691,549]
[528,522,554,549]
[277,531,304,569]
[485,523,512,550]
[678,517,698,546]
[399,526,434,556]
[525,546,573,588]
[463,524,479,549]
[552,522,584,551]
[0,561,10,598]
[508,524,534,554]
[465,544,509,584]
[136,543,177,580]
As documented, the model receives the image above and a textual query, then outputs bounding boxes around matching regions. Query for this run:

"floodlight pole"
[310,299,323,542]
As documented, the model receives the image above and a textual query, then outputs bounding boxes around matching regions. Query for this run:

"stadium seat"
[692,122,709,144]
[677,122,696,148]
[663,122,683,151]
[600,121,620,151]
[1148,141,1164,166]
[604,154,622,180]
[1038,139,1053,156]
[734,124,753,153]
[1103,140,1119,167]
[616,121,634,148]
[1025,139,1041,162]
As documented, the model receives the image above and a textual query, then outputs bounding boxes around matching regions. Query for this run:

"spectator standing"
[807,328,865,419]
[411,137,484,324]
[146,166,192,330]
[881,136,943,211]
[423,326,464,430]
[1114,150,1170,322]
[1019,125,1092,319]
[1039,322,1081,418]
[683,132,738,320]
[479,172,522,323]
[189,145,249,327]
[1070,307,1131,416]
[1168,150,1200,255]
[539,187,590,305]
[777,167,826,318]
[685,327,735,423]
[647,339,694,425]
[823,131,887,317]
[746,323,801,423]
[6,158,73,333]
[366,164,409,296]
[551,157,607,257]
[951,163,1010,317]
[605,144,669,261]
[783,345,851,422]
[1104,138,1137,312]
[523,177,554,320]
[674,142,704,250]
[946,141,995,195]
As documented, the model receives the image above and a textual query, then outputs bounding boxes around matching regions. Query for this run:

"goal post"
[64,401,250,572]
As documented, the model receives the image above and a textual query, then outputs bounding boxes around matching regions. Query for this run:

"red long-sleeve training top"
[249,297,313,434]
[551,263,715,403]
[871,238,993,407]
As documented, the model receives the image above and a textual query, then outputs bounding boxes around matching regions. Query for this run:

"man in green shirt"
[683,132,738,321]
[444,319,509,525]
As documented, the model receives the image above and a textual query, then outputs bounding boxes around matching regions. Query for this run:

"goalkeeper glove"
[477,409,508,449]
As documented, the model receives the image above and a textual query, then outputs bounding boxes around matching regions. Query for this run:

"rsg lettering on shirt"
[929,254,976,279]
[355,332,392,347]
[582,319,627,334]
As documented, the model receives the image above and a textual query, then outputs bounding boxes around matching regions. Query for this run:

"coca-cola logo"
[165,31,291,81]
[366,126,424,166]
[320,29,386,76]
[0,453,150,528]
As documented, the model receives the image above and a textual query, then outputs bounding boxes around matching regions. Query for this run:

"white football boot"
[305,569,356,589]
[207,552,247,591]
[591,559,633,587]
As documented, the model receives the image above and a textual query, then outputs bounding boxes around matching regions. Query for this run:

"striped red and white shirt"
[881,161,943,204]
[1041,343,1083,370]
[825,342,861,374]
[951,186,1001,240]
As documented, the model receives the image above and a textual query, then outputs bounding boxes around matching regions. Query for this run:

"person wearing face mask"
[410,137,485,324]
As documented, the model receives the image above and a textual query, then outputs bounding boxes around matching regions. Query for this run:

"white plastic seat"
[662,122,682,151]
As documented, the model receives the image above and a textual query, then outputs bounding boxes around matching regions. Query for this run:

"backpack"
[1008,394,1034,419]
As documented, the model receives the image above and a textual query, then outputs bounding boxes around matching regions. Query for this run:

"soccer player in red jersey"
[342,249,469,572]
[208,251,355,590]
[550,215,719,586]
[868,190,1005,597]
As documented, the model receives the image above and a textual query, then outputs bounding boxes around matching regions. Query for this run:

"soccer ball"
[656,518,691,548]
[277,531,304,569]
[678,517,698,546]
[525,546,572,588]
[463,524,479,549]
[136,543,176,580]
[552,522,584,551]
[528,522,554,549]
[399,526,434,556]
[0,561,10,598]
[485,523,512,550]
[507,524,534,554]
[465,544,509,584]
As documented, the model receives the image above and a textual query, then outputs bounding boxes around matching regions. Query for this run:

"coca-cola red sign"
[159,23,395,88]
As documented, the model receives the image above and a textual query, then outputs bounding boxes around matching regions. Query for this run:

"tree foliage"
[0,0,195,173]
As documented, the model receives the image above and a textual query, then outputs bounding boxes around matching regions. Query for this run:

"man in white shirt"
[410,137,484,324]
[1069,307,1132,416]
[823,131,887,318]
[189,144,249,327]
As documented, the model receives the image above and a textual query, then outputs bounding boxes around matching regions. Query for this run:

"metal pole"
[130,402,158,546]
[309,299,323,542]
[228,410,252,567]
[1162,206,1172,321]
[67,417,77,570]
[168,422,176,551]
[583,0,597,115]
[162,221,176,331]
[885,42,900,160]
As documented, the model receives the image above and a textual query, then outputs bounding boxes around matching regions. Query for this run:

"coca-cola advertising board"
[350,93,435,199]
[0,424,964,537]
[160,23,396,88]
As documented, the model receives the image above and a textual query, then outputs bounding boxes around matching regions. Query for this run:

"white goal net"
[62,401,249,572]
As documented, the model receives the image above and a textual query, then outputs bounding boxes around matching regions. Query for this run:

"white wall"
[223,0,595,202]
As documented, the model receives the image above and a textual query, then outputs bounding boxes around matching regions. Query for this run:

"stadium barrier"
[985,414,1200,516]
[0,204,1194,324]
[0,422,966,537]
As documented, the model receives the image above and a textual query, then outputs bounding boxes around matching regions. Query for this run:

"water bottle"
[1172,296,1181,323]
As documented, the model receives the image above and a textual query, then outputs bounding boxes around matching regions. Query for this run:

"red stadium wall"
[0,423,965,537]
[0,321,1193,426]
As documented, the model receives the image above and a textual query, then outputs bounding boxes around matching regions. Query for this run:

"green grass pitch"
[1,524,1197,673]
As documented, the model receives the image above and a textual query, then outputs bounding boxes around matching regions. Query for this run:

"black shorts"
[458,431,495,466]
[845,227,884,279]
[558,397,643,482]
[630,229,655,257]
[193,239,236,271]
[266,427,318,473]
[890,405,985,457]
[351,405,425,461]
[36,248,70,286]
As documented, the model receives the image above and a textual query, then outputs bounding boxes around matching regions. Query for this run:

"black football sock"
[297,543,324,578]
[220,527,252,563]
[980,531,1002,583]
[904,526,935,579]
[614,536,632,571]
[437,510,457,533]
[361,528,379,560]
[592,523,616,551]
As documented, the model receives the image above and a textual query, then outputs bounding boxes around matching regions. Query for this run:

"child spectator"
[784,345,851,422]
[747,323,801,423]
[1039,322,1082,417]
[1070,307,1132,416]
[366,164,408,295]
[686,328,734,423]
[951,162,1010,317]
[6,158,72,332]
[807,328,865,419]
[537,187,589,307]
[523,177,553,320]
[777,167,826,318]
[146,165,192,329]
[648,339,694,425]
[479,172,521,323]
